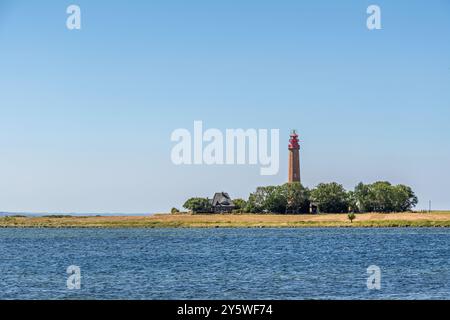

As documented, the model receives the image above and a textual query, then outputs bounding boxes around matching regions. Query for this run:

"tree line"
[182,181,418,214]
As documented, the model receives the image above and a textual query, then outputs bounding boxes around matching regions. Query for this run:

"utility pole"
[429,200,432,213]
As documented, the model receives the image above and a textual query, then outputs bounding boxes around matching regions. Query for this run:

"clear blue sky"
[1,0,449,213]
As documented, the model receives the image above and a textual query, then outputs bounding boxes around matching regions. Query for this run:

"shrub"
[348,213,356,223]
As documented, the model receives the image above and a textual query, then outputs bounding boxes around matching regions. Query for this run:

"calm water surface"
[0,228,449,300]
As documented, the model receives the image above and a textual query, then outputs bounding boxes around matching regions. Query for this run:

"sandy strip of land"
[1,212,450,228]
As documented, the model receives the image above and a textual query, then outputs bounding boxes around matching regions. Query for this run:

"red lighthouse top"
[288,130,300,150]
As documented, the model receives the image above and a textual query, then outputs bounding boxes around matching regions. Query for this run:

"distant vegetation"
[182,181,418,214]
[42,215,73,218]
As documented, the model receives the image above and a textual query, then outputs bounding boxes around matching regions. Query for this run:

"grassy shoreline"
[1,212,450,228]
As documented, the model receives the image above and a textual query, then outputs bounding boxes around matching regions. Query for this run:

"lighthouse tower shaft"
[288,132,301,183]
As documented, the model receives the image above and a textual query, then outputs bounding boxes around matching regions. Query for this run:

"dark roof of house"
[210,192,235,207]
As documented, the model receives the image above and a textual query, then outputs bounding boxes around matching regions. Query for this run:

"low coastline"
[1,212,450,228]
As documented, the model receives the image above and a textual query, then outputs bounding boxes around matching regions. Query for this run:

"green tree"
[263,186,287,213]
[244,193,262,213]
[354,182,373,212]
[233,198,247,211]
[280,182,310,213]
[171,207,180,214]
[371,181,396,212]
[311,182,349,213]
[245,183,310,214]
[183,198,212,213]
[245,186,287,213]
[347,191,359,213]
[257,186,286,213]
[392,184,418,212]
[353,181,418,213]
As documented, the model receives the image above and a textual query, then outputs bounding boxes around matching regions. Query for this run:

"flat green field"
[1,212,450,228]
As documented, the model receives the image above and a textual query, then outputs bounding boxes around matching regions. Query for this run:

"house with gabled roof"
[209,192,236,213]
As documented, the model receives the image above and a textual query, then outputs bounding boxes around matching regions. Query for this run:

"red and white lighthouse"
[288,130,301,183]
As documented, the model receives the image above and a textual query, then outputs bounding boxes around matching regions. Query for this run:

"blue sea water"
[0,228,449,300]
